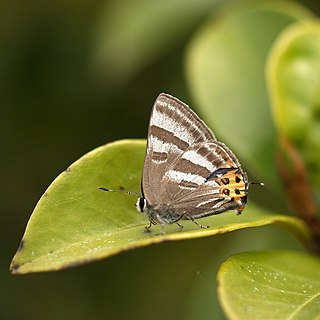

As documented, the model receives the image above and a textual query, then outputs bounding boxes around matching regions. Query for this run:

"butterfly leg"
[186,215,210,229]
[144,221,153,233]
[192,220,210,229]
[176,222,184,229]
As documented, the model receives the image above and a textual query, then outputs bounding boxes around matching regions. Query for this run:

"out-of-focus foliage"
[91,0,218,86]
[267,21,320,195]
[186,1,314,192]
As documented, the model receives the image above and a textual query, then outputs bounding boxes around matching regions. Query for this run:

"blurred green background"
[1,1,319,319]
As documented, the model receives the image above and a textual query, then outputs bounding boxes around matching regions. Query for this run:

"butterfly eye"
[136,197,147,212]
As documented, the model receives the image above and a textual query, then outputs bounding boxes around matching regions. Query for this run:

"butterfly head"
[136,196,147,212]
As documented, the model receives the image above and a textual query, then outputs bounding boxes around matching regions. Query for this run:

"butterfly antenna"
[240,181,264,192]
[249,181,264,186]
[98,187,140,198]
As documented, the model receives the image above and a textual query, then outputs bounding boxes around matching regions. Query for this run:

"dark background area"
[1,1,319,319]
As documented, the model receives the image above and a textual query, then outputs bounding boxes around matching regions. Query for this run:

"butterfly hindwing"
[158,141,247,219]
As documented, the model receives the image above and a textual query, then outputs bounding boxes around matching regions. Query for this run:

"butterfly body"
[136,93,250,229]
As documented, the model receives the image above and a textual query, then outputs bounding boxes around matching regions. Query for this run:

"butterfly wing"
[142,93,216,207]
[158,141,248,218]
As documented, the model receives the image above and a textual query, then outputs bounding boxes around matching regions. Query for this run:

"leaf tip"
[9,261,21,275]
[9,240,26,275]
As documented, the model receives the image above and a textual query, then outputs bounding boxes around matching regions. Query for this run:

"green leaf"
[186,1,314,190]
[217,250,320,319]
[267,20,320,190]
[10,140,313,274]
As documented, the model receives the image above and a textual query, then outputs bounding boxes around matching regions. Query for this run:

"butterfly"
[100,93,262,233]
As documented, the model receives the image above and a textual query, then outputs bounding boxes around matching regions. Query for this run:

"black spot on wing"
[223,189,230,196]
[221,178,229,185]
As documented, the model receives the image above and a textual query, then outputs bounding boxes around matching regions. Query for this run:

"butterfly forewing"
[142,93,216,206]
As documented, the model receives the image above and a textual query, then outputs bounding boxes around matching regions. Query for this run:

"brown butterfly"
[100,93,262,233]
